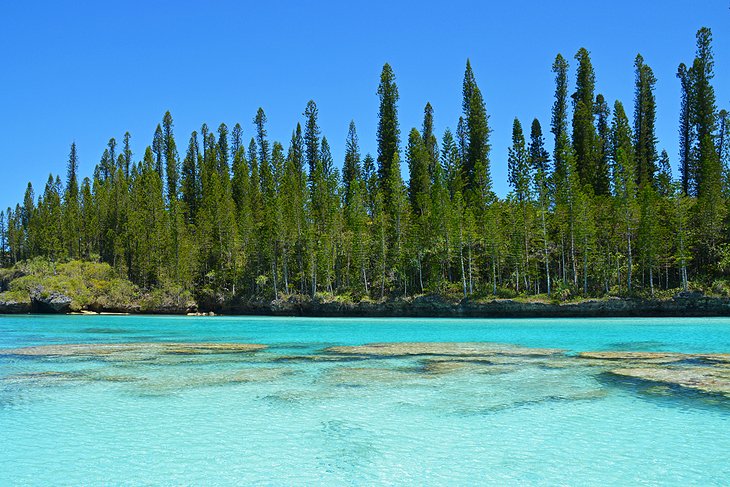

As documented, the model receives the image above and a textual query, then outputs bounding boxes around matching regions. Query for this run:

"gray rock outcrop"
[30,289,72,313]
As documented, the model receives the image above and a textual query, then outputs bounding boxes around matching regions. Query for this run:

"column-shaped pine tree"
[676,63,695,196]
[422,103,438,177]
[63,142,81,258]
[507,118,532,293]
[406,128,431,292]
[529,119,552,296]
[181,131,200,224]
[572,48,601,193]
[162,111,179,202]
[689,27,724,271]
[376,64,400,208]
[461,59,492,208]
[611,101,638,293]
[633,55,658,189]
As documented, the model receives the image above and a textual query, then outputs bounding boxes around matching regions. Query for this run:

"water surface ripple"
[1,315,729,485]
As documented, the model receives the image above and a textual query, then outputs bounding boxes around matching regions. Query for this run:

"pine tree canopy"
[1,27,728,304]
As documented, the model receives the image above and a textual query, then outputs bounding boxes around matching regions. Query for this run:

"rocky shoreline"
[2,291,730,317]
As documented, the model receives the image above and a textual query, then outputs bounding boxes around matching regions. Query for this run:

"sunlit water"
[1,315,729,485]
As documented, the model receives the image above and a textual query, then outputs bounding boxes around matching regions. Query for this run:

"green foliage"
[2,30,728,308]
[6,258,138,310]
[139,286,194,312]
[633,55,658,188]
[0,290,31,304]
[461,59,492,207]
[710,279,730,297]
[376,63,400,196]
[572,48,600,192]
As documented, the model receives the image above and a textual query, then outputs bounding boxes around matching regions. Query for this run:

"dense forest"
[1,27,729,306]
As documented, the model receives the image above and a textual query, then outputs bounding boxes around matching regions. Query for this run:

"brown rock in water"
[137,367,293,392]
[3,371,140,384]
[578,351,730,365]
[609,367,730,397]
[325,342,564,357]
[578,351,688,365]
[576,350,730,398]
[323,366,423,386]
[2,342,267,358]
[422,359,515,375]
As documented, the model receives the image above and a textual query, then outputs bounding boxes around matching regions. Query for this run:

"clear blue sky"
[1,1,728,211]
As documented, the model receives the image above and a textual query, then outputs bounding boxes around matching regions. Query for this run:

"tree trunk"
[283,248,289,294]
[272,261,278,299]
[583,237,588,296]
[649,266,654,296]
[627,233,633,293]
[492,252,497,296]
[460,245,467,299]
[468,244,473,295]
[418,256,424,294]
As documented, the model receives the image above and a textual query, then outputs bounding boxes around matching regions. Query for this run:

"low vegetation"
[0,258,194,312]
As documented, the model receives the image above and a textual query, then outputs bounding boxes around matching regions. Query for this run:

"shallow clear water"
[1,315,729,485]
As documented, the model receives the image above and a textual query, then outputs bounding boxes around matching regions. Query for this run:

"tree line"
[1,27,728,302]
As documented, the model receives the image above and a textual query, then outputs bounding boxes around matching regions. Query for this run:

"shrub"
[552,282,573,302]
[4,258,138,311]
[711,280,730,297]
[0,290,31,304]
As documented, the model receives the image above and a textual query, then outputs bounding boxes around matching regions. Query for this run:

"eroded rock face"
[0,299,30,314]
[30,291,72,313]
[2,342,267,358]
[202,294,730,318]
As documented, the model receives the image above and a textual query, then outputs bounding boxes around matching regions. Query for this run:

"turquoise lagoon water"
[1,315,729,485]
